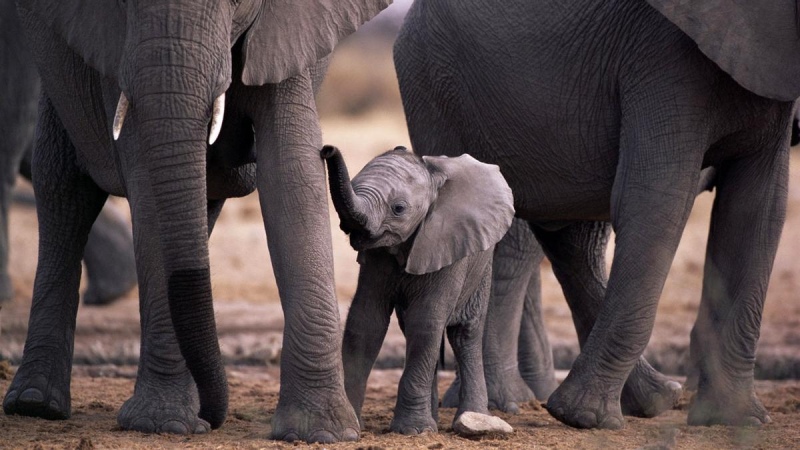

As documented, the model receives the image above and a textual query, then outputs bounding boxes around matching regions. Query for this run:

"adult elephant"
[0,0,136,304]
[4,0,390,443]
[395,0,793,429]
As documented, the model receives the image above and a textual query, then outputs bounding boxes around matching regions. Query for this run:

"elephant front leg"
[251,73,358,444]
[4,95,107,420]
[342,261,394,428]
[687,142,788,427]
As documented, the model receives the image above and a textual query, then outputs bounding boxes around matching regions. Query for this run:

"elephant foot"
[486,366,535,413]
[271,389,360,443]
[688,382,770,427]
[620,358,682,417]
[118,377,208,434]
[390,412,438,435]
[3,357,71,420]
[545,369,624,429]
[443,367,534,414]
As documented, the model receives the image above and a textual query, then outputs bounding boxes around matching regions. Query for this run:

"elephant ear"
[241,0,392,85]
[405,155,515,275]
[17,0,125,78]
[646,0,800,101]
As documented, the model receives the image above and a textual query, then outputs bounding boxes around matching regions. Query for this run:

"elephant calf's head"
[321,145,515,275]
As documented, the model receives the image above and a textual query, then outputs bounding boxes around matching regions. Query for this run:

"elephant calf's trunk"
[320,145,369,234]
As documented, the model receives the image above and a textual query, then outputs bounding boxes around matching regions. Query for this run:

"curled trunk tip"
[321,145,369,233]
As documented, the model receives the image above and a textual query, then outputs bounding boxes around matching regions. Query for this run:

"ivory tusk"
[112,92,129,141]
[208,93,225,145]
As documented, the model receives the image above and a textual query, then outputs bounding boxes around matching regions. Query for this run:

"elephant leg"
[3,94,106,420]
[342,262,394,428]
[81,201,137,305]
[516,237,557,401]
[249,70,358,443]
[545,109,702,429]
[392,313,444,435]
[443,218,538,412]
[447,271,491,420]
[117,198,225,434]
[687,137,788,427]
[533,221,681,418]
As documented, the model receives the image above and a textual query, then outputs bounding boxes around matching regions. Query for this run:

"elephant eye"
[391,203,407,216]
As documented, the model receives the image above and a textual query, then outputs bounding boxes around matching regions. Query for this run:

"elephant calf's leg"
[4,95,107,420]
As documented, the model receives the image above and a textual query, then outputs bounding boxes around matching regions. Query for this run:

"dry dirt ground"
[2,41,800,449]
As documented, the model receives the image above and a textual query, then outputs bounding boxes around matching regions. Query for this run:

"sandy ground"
[1,36,800,449]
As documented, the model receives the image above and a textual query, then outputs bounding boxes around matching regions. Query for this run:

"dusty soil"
[2,35,800,449]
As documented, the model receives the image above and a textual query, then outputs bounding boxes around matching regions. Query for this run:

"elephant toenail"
[131,417,157,432]
[342,427,360,441]
[194,420,211,434]
[574,411,598,428]
[601,416,624,430]
[307,430,336,443]
[281,432,300,442]
[506,402,520,414]
[19,388,44,404]
[160,420,190,435]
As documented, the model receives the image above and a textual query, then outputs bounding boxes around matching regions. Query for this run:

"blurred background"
[1,0,798,380]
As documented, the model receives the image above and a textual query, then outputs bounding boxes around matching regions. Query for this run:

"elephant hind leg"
[688,123,790,427]
[533,221,681,418]
[3,94,107,420]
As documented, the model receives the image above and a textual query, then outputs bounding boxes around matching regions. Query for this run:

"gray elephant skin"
[467,169,718,416]
[321,145,514,435]
[0,1,136,305]
[396,0,794,429]
[4,0,391,443]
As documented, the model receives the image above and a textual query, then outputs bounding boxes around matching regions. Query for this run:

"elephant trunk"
[320,145,369,234]
[131,64,228,428]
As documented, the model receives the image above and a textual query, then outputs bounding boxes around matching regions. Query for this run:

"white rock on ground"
[452,411,513,437]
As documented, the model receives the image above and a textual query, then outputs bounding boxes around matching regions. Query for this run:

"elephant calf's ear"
[240,0,392,85]
[405,155,515,275]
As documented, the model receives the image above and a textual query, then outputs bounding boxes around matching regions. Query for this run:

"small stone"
[452,412,513,437]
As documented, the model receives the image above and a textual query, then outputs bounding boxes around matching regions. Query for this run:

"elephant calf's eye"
[391,203,407,215]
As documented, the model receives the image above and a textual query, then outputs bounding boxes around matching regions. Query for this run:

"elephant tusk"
[112,92,129,141]
[208,93,225,145]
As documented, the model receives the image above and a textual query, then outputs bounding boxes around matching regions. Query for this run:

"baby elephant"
[321,145,514,436]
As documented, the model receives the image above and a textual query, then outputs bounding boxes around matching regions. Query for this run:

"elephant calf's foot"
[520,369,558,402]
[688,384,770,427]
[545,371,624,429]
[4,360,71,420]
[621,358,682,417]
[118,383,208,434]
[271,389,360,443]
